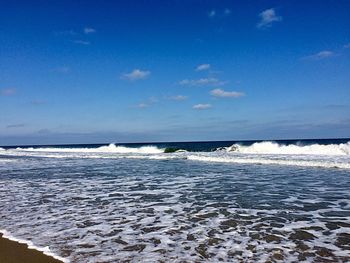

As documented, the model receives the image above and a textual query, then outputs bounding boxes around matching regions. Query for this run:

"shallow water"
[0,143,350,262]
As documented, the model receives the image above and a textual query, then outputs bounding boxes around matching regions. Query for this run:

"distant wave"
[3,141,350,156]
[222,141,350,156]
[15,144,164,154]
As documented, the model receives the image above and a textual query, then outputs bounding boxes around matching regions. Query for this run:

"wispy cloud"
[52,66,70,73]
[84,27,96,34]
[343,43,350,49]
[195,64,210,71]
[54,30,77,36]
[136,103,149,108]
[168,95,188,101]
[37,129,51,134]
[179,78,227,87]
[55,28,95,44]
[193,103,212,110]
[208,8,231,18]
[257,8,282,29]
[6,123,25,128]
[72,40,90,45]
[323,104,349,110]
[1,88,16,96]
[134,97,157,108]
[208,10,216,18]
[224,8,231,16]
[210,88,245,98]
[30,99,46,105]
[122,69,151,81]
[302,50,335,60]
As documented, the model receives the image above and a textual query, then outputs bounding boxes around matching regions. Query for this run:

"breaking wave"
[2,141,350,156]
[15,144,164,154]
[224,141,350,156]
[1,141,350,169]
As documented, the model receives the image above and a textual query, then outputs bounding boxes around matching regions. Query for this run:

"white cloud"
[72,40,90,45]
[303,50,335,60]
[136,103,149,108]
[134,97,157,108]
[1,88,16,96]
[257,8,282,29]
[343,43,350,49]
[208,10,216,18]
[84,27,96,34]
[195,64,211,71]
[122,69,151,81]
[193,104,212,110]
[169,95,188,101]
[179,78,227,87]
[210,88,245,98]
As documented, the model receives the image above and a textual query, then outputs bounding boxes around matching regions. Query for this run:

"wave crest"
[225,141,350,155]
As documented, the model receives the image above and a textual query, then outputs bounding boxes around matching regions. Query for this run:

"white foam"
[187,154,350,169]
[227,141,350,155]
[0,162,349,262]
[15,144,164,154]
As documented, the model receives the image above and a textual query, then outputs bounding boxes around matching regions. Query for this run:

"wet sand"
[0,234,63,263]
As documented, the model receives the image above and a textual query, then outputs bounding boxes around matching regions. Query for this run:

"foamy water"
[0,141,349,262]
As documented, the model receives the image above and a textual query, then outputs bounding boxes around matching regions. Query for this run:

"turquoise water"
[0,140,349,262]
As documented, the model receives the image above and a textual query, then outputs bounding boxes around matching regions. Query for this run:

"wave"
[3,141,350,156]
[1,141,350,169]
[15,144,164,154]
[164,147,188,153]
[224,141,350,156]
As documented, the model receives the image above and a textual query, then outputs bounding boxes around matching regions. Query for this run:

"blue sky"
[1,0,350,145]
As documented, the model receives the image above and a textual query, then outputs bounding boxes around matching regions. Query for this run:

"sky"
[1,0,350,145]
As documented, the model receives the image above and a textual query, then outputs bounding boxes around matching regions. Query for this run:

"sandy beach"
[0,234,63,263]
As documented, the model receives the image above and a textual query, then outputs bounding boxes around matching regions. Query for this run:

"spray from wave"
[223,141,350,156]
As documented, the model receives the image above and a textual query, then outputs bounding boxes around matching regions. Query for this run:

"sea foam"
[15,144,164,154]
[225,141,350,155]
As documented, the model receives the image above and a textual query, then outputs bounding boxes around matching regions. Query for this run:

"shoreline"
[0,233,65,263]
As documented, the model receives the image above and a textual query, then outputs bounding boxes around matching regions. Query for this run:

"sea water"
[0,139,349,262]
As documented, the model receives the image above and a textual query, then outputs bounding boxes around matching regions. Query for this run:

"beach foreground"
[0,234,63,263]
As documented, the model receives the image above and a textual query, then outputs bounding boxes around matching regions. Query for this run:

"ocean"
[0,139,349,262]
